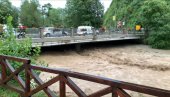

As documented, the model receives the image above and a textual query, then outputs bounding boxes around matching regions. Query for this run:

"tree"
[141,0,170,31]
[40,2,65,27]
[41,3,65,27]
[48,8,65,27]
[104,0,144,29]
[20,0,42,27]
[11,7,19,27]
[143,0,170,49]
[0,0,19,27]
[104,0,170,49]
[0,16,41,79]
[43,3,52,17]
[65,0,104,28]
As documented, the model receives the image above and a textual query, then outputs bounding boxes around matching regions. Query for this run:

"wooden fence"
[0,55,170,97]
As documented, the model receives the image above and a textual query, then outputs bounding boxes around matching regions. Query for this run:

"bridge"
[18,32,144,48]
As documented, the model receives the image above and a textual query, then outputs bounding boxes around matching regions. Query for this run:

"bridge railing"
[15,28,144,39]
[1,55,169,97]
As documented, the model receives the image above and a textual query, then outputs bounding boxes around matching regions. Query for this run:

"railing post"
[1,59,7,82]
[93,29,97,40]
[112,87,118,97]
[25,60,31,97]
[60,75,66,97]
[71,28,74,37]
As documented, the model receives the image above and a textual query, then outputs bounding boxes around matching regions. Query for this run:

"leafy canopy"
[20,0,42,27]
[65,0,104,28]
[0,0,19,27]
[104,0,170,49]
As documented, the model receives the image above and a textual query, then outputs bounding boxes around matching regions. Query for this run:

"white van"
[77,26,94,35]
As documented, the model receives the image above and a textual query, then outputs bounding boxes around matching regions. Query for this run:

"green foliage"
[0,16,41,78]
[52,8,65,27]
[143,0,170,49]
[0,87,48,97]
[104,0,170,30]
[104,0,170,49]
[141,0,170,31]
[0,15,47,95]
[65,0,104,28]
[104,0,144,29]
[42,3,52,17]
[0,24,3,32]
[45,8,65,27]
[20,1,65,28]
[0,16,40,59]
[20,0,43,27]
[0,0,19,27]
[0,87,19,97]
[147,31,170,49]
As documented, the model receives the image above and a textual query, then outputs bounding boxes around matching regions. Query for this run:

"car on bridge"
[42,27,68,37]
[77,26,94,35]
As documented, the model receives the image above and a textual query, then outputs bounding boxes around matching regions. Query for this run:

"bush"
[0,16,40,61]
[0,16,42,79]
[141,0,170,49]
[147,31,170,49]
[141,0,169,31]
[0,87,48,97]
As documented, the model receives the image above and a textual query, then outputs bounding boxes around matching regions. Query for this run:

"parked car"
[77,26,94,35]
[42,27,68,37]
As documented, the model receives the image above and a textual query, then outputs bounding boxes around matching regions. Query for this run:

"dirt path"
[38,45,170,97]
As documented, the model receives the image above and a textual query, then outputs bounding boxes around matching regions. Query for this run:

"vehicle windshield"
[80,29,87,32]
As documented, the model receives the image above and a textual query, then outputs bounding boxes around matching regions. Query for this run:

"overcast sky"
[10,0,112,12]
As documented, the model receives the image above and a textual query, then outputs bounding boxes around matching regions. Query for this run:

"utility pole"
[42,5,46,27]
[115,0,117,31]
[96,0,98,29]
[94,0,98,38]
[40,5,46,39]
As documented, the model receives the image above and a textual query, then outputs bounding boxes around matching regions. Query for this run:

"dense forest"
[104,0,170,49]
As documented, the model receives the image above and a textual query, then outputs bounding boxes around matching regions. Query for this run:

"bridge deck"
[18,33,142,47]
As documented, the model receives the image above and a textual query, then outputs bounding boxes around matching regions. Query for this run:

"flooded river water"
[38,43,170,97]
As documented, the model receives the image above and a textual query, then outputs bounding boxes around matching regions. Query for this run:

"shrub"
[141,0,170,49]
[141,0,169,31]
[0,16,40,61]
[0,16,42,79]
[147,31,170,49]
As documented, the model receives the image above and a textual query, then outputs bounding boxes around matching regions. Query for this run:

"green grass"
[0,87,48,97]
[0,87,19,97]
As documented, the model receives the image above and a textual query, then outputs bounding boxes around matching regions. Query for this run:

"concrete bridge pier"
[75,44,81,52]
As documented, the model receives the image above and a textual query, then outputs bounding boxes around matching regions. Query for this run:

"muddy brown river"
[38,44,170,97]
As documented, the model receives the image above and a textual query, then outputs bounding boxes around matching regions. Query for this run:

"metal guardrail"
[0,55,170,97]
[15,27,144,38]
